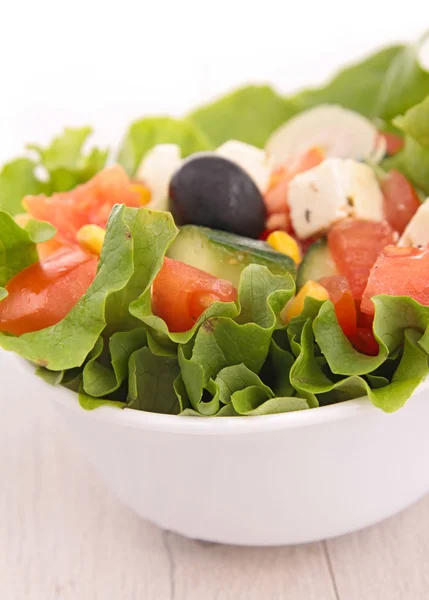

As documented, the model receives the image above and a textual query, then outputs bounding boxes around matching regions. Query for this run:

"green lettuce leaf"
[0,158,45,215]
[231,389,309,415]
[383,136,429,195]
[374,34,429,120]
[78,390,126,411]
[116,116,212,175]
[127,346,181,414]
[293,45,403,117]
[0,128,108,216]
[0,211,55,287]
[27,127,108,192]
[394,94,429,149]
[0,206,176,370]
[189,85,299,148]
[177,266,294,414]
[82,329,146,397]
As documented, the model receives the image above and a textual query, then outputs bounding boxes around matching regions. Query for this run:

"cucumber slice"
[167,225,296,288]
[296,239,338,289]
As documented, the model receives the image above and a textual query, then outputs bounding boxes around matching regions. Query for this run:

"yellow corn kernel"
[281,281,329,323]
[77,224,106,255]
[131,183,151,206]
[15,213,31,228]
[267,231,302,264]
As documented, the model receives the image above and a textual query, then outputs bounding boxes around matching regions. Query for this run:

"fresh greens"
[2,35,429,417]
[374,34,429,120]
[189,85,299,148]
[384,93,429,194]
[0,205,176,370]
[117,116,212,175]
[293,45,404,117]
[0,128,108,216]
[0,211,55,287]
[0,159,45,215]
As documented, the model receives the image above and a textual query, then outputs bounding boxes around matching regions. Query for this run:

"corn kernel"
[281,281,329,323]
[131,183,151,206]
[15,213,31,228]
[77,224,106,255]
[267,231,302,264]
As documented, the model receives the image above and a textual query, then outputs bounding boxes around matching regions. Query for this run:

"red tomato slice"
[24,165,142,244]
[380,132,404,156]
[381,170,421,235]
[328,219,395,301]
[351,328,379,356]
[152,257,237,332]
[0,248,98,336]
[361,245,429,315]
[319,275,357,338]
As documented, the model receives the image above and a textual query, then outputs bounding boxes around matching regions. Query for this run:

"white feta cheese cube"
[288,158,385,239]
[216,140,272,192]
[398,198,429,247]
[136,144,182,211]
[342,160,384,222]
[288,158,350,239]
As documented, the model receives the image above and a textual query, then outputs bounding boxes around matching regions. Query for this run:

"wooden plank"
[326,495,429,600]
[166,533,337,600]
[0,354,171,600]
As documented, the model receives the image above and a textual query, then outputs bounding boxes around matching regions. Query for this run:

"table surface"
[1,349,429,600]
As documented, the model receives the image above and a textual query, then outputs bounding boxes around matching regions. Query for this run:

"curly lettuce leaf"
[231,389,309,415]
[177,267,294,414]
[82,329,146,397]
[0,128,108,216]
[0,211,55,287]
[78,390,126,411]
[27,127,108,192]
[0,206,176,370]
[105,208,178,333]
[116,116,212,175]
[189,86,299,148]
[127,346,181,414]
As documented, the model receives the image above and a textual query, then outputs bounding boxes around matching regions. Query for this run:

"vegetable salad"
[1,35,429,416]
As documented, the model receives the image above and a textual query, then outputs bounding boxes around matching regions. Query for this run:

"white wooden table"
[1,350,429,600]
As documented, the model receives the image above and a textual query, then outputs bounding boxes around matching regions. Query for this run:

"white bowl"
[12,356,429,546]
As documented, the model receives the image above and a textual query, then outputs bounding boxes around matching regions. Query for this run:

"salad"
[1,35,429,417]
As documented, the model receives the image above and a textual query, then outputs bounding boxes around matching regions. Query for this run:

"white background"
[1,3,429,599]
[0,1,427,164]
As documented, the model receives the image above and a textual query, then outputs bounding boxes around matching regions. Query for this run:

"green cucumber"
[167,225,296,288]
[296,239,338,289]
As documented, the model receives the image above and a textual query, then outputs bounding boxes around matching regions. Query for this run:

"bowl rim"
[15,355,427,436]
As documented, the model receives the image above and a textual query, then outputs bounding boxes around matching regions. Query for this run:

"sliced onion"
[136,144,182,211]
[216,140,273,192]
[266,105,382,167]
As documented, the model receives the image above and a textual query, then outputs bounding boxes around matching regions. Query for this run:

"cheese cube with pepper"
[288,158,384,239]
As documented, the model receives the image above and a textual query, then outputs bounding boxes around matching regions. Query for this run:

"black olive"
[168,154,266,239]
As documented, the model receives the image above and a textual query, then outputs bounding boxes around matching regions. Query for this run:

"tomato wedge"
[152,257,237,332]
[328,219,395,301]
[24,165,142,244]
[351,327,379,356]
[380,132,404,156]
[0,248,98,336]
[264,147,324,216]
[319,275,357,338]
[381,170,421,235]
[361,245,429,315]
